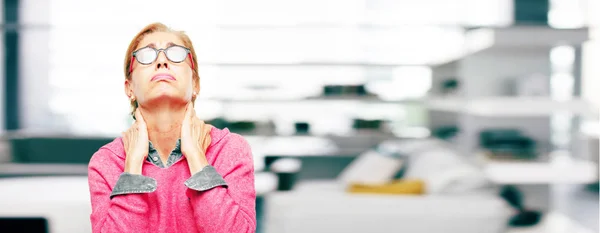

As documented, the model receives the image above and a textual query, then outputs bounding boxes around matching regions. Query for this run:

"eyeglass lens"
[135,46,188,65]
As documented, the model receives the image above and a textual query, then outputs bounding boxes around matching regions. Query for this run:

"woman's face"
[126,32,197,106]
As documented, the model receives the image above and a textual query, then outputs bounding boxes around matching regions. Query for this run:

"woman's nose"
[155,51,169,70]
[156,62,169,70]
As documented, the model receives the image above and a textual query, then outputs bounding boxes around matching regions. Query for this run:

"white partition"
[0,176,91,233]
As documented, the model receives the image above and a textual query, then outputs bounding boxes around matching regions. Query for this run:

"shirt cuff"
[110,172,157,198]
[184,165,228,192]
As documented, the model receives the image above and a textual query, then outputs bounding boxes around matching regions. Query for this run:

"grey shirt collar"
[147,139,183,168]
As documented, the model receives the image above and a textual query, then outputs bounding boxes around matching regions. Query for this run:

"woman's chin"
[144,94,189,105]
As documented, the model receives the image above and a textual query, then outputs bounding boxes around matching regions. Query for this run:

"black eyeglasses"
[132,45,191,65]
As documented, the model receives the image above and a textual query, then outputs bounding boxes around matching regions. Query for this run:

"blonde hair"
[124,22,200,119]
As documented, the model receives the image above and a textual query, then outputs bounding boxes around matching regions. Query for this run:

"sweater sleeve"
[184,165,228,191]
[88,148,154,233]
[185,134,256,233]
[111,172,157,198]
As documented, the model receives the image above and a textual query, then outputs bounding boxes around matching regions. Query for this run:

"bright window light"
[550,45,576,102]
[550,73,575,101]
[548,0,587,29]
[465,28,495,54]
[42,0,492,134]
[462,0,514,27]
[366,66,432,100]
[588,0,600,28]
[582,39,600,110]
[550,45,576,69]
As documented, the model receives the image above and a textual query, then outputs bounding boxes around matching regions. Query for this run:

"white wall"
[19,0,52,132]
[582,30,600,110]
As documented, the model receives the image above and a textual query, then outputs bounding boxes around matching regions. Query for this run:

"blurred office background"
[0,0,599,232]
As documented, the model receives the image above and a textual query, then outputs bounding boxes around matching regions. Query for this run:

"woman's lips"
[151,74,176,81]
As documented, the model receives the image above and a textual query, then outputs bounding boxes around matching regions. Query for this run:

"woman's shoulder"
[210,126,248,144]
[209,127,252,156]
[88,137,126,166]
[207,127,253,170]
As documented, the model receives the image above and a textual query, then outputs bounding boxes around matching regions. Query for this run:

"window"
[22,0,512,135]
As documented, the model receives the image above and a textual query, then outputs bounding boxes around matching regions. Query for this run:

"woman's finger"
[134,109,145,125]
[194,119,202,147]
[185,102,194,120]
[190,117,196,136]
[195,119,203,138]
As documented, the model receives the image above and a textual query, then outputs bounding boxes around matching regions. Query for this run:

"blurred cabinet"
[427,25,597,186]
[6,134,112,164]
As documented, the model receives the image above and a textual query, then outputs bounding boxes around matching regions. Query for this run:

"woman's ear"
[194,78,200,95]
[124,79,133,98]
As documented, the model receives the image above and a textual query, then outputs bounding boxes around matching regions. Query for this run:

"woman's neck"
[138,103,187,159]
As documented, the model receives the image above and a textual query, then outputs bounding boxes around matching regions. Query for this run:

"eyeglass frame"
[129,45,195,74]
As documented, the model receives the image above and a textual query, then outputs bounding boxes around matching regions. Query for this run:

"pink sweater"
[87,127,256,233]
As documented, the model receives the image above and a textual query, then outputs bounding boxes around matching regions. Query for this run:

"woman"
[87,22,256,233]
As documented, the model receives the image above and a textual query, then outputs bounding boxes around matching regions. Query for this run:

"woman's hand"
[122,109,149,175]
[181,103,212,174]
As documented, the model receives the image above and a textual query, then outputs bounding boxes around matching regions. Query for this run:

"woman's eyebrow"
[141,42,177,49]
[140,43,156,48]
